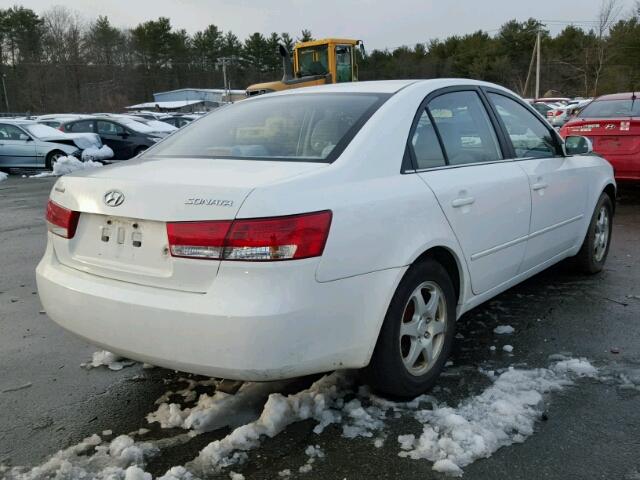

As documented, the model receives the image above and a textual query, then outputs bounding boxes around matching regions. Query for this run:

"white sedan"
[37,80,615,397]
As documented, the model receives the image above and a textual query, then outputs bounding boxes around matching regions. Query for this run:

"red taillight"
[167,210,332,261]
[554,110,564,117]
[167,220,231,259]
[46,200,80,239]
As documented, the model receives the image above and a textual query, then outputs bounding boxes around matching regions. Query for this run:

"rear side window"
[410,110,446,169]
[489,93,559,159]
[68,120,95,133]
[427,91,502,165]
[149,93,389,163]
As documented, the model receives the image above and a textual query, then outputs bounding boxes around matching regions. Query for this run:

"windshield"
[24,123,64,138]
[579,98,640,118]
[297,46,329,76]
[148,93,388,163]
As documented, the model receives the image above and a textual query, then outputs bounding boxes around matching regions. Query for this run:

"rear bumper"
[596,152,640,181]
[36,241,403,380]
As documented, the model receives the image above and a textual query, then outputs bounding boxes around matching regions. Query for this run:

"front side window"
[0,124,28,140]
[149,93,388,163]
[97,121,124,135]
[427,91,502,165]
[489,93,559,159]
[68,120,95,133]
[410,110,446,169]
[297,46,329,76]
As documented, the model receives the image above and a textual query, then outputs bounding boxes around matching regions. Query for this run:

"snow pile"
[188,372,352,475]
[502,345,514,353]
[82,145,114,161]
[81,350,135,371]
[397,360,597,476]
[4,434,158,480]
[147,379,287,432]
[552,358,598,377]
[0,171,7,182]
[30,156,103,178]
[493,325,515,335]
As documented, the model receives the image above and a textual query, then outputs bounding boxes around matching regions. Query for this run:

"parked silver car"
[0,120,86,169]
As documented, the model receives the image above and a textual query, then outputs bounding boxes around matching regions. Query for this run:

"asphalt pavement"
[0,175,638,479]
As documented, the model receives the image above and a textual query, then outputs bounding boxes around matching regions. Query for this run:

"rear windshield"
[148,93,389,162]
[579,99,640,118]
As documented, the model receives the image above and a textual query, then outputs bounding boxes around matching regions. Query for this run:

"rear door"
[487,91,587,272]
[0,123,37,167]
[414,88,531,295]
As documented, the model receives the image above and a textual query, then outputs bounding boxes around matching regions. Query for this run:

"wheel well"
[603,183,616,214]
[413,247,461,304]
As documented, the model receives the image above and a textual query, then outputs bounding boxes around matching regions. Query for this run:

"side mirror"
[119,131,129,138]
[565,135,593,155]
[19,133,31,141]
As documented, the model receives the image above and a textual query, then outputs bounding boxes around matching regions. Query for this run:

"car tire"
[573,192,613,274]
[363,258,456,398]
[45,150,66,170]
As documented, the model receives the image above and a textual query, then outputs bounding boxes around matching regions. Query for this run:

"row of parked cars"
[527,93,639,182]
[0,111,201,170]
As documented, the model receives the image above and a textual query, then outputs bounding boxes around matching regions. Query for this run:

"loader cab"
[245,38,364,96]
[293,39,361,83]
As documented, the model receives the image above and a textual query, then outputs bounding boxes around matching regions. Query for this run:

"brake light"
[46,200,80,239]
[554,110,564,117]
[167,210,332,261]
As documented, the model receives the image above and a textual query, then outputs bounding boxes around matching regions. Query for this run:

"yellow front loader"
[246,38,365,96]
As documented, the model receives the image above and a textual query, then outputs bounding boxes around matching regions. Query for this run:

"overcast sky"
[14,0,639,50]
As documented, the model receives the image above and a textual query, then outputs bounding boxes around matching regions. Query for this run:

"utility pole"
[1,74,9,113]
[535,30,541,100]
[216,57,236,103]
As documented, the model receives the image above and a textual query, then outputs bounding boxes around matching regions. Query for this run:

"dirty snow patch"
[0,171,7,182]
[552,358,598,377]
[397,360,597,476]
[502,345,514,352]
[30,156,103,177]
[82,350,135,371]
[494,325,515,334]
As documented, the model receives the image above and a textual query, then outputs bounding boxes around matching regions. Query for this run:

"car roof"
[269,79,514,97]
[594,92,637,101]
[0,118,34,125]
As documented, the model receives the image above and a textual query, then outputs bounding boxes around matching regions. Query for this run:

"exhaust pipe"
[279,43,294,81]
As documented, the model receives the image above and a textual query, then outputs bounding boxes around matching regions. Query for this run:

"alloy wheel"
[399,281,447,376]
[593,205,610,263]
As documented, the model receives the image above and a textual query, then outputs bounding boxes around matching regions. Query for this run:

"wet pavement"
[0,175,639,479]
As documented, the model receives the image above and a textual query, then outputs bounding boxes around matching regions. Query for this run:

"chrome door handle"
[532,182,548,191]
[451,197,475,208]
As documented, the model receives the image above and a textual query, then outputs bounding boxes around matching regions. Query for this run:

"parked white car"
[37,80,615,397]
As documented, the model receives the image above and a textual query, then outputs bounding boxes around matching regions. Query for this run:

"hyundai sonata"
[37,79,615,397]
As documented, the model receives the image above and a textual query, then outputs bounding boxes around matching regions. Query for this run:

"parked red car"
[560,92,640,182]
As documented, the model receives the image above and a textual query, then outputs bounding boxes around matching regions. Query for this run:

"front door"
[0,124,36,167]
[97,120,129,159]
[487,92,588,272]
[416,90,531,295]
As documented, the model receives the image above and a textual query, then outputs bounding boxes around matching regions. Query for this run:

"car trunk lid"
[49,157,326,292]
[563,117,640,155]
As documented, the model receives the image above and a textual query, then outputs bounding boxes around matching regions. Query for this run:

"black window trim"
[402,85,514,174]
[480,87,566,160]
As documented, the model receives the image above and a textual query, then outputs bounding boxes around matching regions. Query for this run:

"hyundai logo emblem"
[104,190,125,207]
